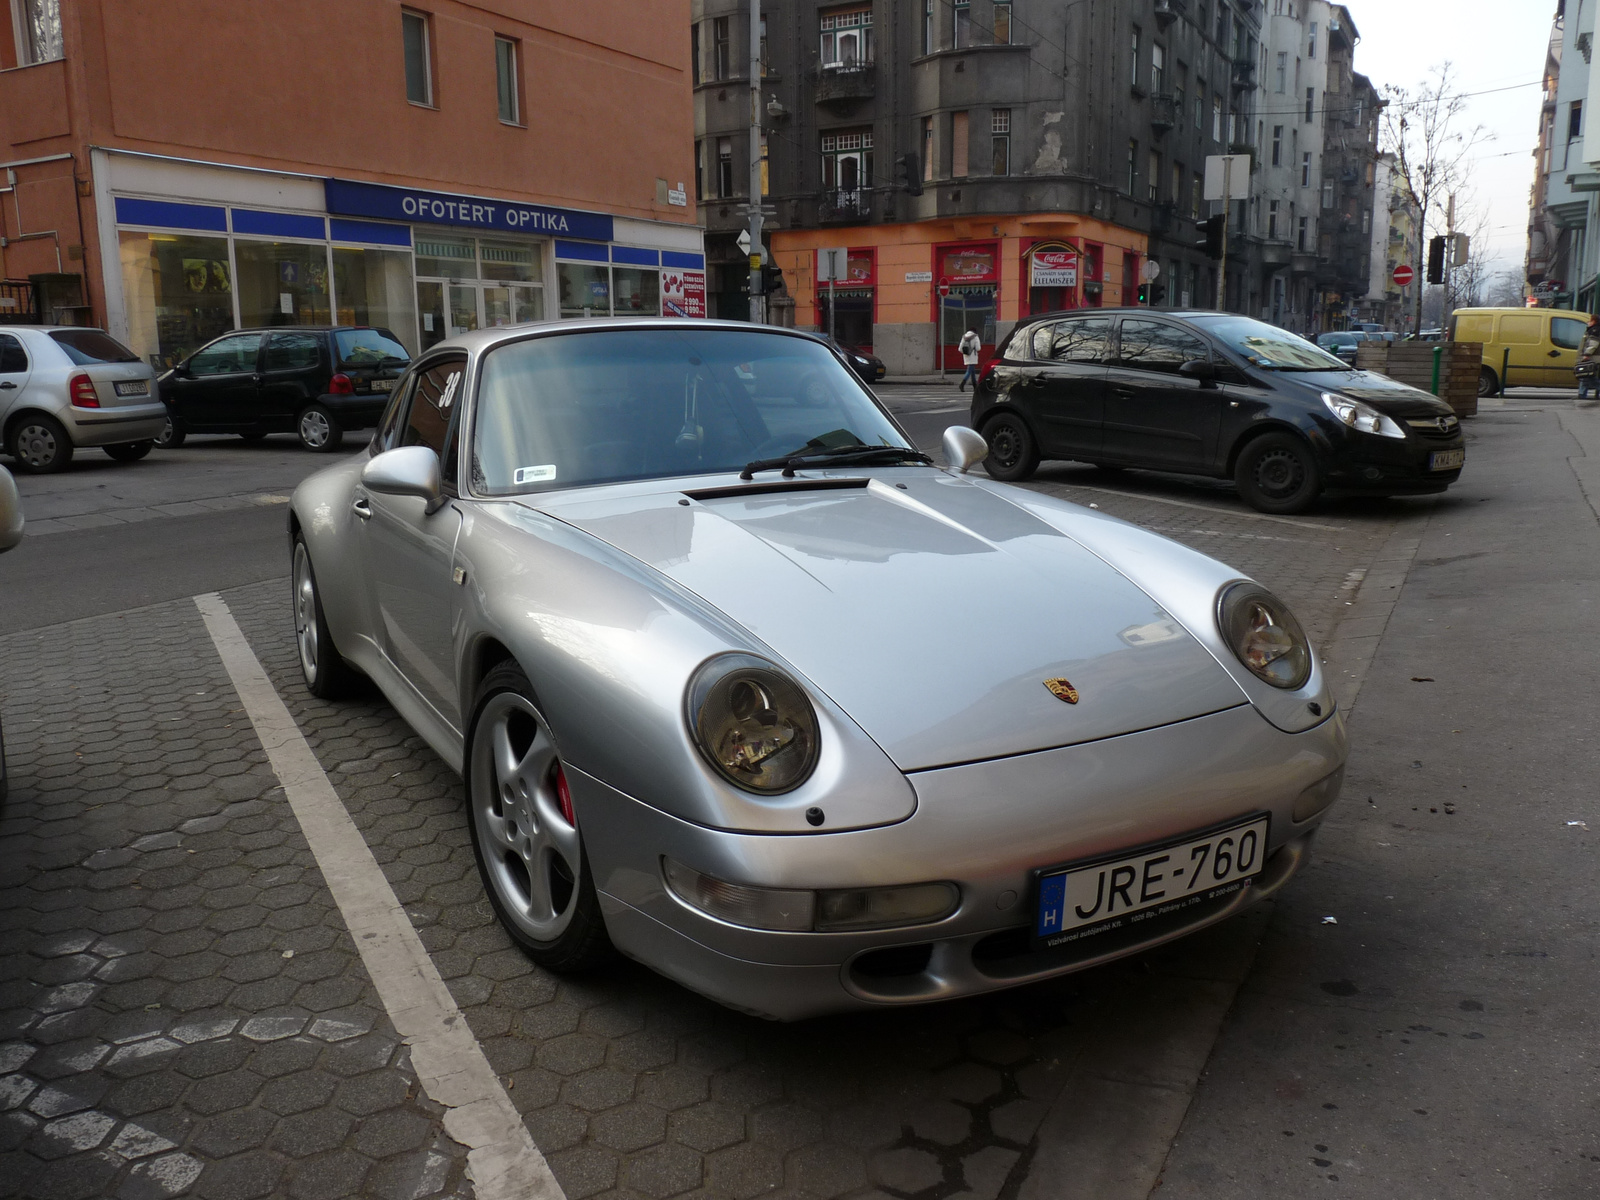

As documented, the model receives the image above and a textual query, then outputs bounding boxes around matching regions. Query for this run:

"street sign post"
[1204,154,1250,311]
[817,247,847,344]
[1392,263,1415,288]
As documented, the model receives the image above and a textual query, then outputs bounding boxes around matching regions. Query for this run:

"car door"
[1547,314,1585,387]
[1101,317,1226,471]
[1019,315,1112,460]
[356,355,467,730]
[166,332,263,431]
[258,331,326,430]
[0,333,32,424]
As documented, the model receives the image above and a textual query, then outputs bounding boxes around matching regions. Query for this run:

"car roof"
[0,325,113,335]
[413,318,835,358]
[227,325,386,334]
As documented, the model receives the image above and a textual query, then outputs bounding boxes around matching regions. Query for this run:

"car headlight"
[664,859,960,932]
[1321,392,1405,439]
[1216,582,1312,689]
[687,654,820,793]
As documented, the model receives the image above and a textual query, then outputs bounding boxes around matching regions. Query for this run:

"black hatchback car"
[156,326,411,452]
[971,309,1465,513]
[822,336,888,383]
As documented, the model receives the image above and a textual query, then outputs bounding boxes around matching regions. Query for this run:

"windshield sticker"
[514,465,557,485]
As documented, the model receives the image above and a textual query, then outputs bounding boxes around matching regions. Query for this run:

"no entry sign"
[1392,263,1415,287]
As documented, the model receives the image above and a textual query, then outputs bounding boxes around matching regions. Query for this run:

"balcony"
[1230,58,1256,92]
[819,188,872,222]
[1260,241,1292,268]
[814,62,876,110]
[1149,93,1178,135]
[1154,0,1186,29]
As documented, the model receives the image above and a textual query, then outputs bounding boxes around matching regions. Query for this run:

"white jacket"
[959,332,982,364]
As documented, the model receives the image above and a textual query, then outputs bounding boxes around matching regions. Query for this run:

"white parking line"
[193,592,564,1200]
[1034,482,1348,530]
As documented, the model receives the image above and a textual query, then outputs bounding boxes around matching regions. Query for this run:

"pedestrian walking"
[957,327,982,392]
[1578,316,1600,400]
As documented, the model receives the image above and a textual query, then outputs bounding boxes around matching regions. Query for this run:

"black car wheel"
[465,661,613,973]
[297,405,344,453]
[1477,366,1498,397]
[292,537,361,699]
[1234,432,1322,514]
[980,412,1041,482]
[9,414,73,474]
[103,441,153,463]
[155,416,186,449]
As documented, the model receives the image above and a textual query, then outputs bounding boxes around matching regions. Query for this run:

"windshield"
[335,328,410,367]
[1192,315,1350,371]
[471,328,910,495]
[50,330,140,365]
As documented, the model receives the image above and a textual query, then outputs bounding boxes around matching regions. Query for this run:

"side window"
[375,374,416,452]
[1048,316,1114,363]
[1551,317,1585,351]
[0,334,27,374]
[188,334,262,377]
[402,359,465,486]
[1117,319,1209,374]
[263,332,323,371]
[1030,324,1056,360]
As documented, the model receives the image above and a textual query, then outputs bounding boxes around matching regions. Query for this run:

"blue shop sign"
[324,178,613,243]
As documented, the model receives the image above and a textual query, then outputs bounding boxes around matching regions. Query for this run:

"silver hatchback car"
[0,326,167,473]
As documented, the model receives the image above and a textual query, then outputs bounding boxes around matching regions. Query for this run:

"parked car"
[1449,307,1590,395]
[822,336,887,383]
[1315,330,1366,364]
[288,319,1347,1019]
[972,308,1465,514]
[0,465,21,803]
[0,326,167,473]
[157,326,411,452]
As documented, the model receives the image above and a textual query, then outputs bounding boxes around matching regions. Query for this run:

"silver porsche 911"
[288,320,1346,1020]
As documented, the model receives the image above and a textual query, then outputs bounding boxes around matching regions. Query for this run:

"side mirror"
[361,446,445,513]
[1178,358,1217,383]
[942,425,989,474]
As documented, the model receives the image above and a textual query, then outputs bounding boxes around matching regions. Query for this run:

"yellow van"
[1450,307,1591,395]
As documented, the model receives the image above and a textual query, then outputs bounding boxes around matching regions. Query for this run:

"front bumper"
[62,401,169,447]
[1321,427,1465,495]
[577,702,1347,1019]
[320,393,389,428]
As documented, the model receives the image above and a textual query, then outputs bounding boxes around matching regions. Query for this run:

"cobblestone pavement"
[0,446,1445,1199]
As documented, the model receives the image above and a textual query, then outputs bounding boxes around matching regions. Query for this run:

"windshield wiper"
[739,443,932,480]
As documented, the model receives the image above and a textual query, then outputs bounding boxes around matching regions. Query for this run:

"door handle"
[0,381,15,389]
[1112,386,1137,399]
[352,497,372,520]
[1549,349,1562,357]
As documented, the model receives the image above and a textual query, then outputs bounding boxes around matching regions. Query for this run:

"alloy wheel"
[293,542,320,684]
[470,693,581,942]
[300,409,332,449]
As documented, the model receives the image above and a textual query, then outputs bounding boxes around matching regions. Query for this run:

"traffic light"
[1152,284,1167,305]
[897,152,923,197]
[758,263,786,296]
[1201,214,1225,259]
[1136,284,1150,304]
[1426,235,1446,284]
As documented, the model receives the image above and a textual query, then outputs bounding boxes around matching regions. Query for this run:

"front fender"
[452,501,916,835]
[288,454,373,669]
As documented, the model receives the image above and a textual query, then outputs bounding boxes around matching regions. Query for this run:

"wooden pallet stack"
[1353,342,1481,417]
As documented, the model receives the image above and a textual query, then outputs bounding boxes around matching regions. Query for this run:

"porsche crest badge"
[1044,678,1080,704]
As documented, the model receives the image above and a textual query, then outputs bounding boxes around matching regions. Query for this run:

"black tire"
[980,412,1041,482]
[155,415,186,449]
[103,441,153,462]
[292,536,362,699]
[1234,432,1322,514]
[8,414,73,474]
[1477,367,1497,398]
[465,662,613,973]
[297,405,344,453]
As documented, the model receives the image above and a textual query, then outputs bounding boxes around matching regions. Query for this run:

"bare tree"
[1381,63,1489,334]
[1484,268,1527,308]
[1444,198,1493,311]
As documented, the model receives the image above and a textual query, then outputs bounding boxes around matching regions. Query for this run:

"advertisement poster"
[663,269,707,318]
[940,248,997,282]
[1030,248,1079,288]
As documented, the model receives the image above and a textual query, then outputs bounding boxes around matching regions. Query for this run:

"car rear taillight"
[68,374,100,408]
[329,373,354,395]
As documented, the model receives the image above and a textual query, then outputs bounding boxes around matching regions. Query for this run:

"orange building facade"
[772,215,1150,371]
[0,0,700,365]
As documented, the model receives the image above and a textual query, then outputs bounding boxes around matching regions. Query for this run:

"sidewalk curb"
[1017,507,1434,1200]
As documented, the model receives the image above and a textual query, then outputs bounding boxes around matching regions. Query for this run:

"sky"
[1345,0,1553,278]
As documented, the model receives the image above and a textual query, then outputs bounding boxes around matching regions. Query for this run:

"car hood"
[528,473,1248,771]
[1277,368,1456,417]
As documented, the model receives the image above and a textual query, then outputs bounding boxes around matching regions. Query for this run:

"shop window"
[991,109,1010,176]
[820,7,872,66]
[402,10,433,106]
[333,247,419,352]
[479,240,539,282]
[993,2,1012,44]
[613,268,660,316]
[415,236,476,278]
[12,0,62,65]
[234,240,332,329]
[417,282,447,351]
[117,231,235,369]
[558,263,611,318]
[495,36,521,124]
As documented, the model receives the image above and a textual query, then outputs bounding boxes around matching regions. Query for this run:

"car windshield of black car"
[336,328,411,367]
[471,328,910,495]
[1192,315,1350,371]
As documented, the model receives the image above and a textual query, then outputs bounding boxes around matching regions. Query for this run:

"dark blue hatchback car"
[970,309,1465,513]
